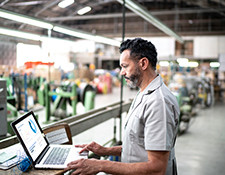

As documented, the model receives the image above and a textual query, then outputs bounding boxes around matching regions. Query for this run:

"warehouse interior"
[0,0,225,174]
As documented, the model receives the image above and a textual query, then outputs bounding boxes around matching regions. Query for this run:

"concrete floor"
[176,100,225,175]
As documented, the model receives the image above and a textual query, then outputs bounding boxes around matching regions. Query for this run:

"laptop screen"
[14,112,47,161]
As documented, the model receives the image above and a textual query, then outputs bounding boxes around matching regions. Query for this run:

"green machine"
[0,77,18,136]
[41,82,95,123]
[44,83,77,123]
[3,74,42,135]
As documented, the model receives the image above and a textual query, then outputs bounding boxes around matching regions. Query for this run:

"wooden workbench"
[0,167,67,175]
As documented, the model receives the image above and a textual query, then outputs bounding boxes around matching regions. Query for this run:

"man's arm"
[100,150,169,175]
[66,150,170,175]
[104,145,122,156]
[76,141,122,156]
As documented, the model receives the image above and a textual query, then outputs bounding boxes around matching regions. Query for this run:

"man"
[65,38,180,175]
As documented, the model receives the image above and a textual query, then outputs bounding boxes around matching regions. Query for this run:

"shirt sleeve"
[143,92,176,151]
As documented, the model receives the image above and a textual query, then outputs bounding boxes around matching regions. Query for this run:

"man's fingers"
[65,159,85,175]
[67,159,79,166]
[65,166,81,175]
[64,164,76,171]
[75,144,87,148]
[64,160,80,171]
[71,169,82,175]
[79,146,89,154]
[75,144,90,154]
[76,142,97,154]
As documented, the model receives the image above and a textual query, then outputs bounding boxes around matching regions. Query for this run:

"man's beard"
[124,66,142,88]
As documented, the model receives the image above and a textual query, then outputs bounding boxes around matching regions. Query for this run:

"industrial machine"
[0,79,7,138]
[169,75,196,134]
[38,81,96,123]
[169,74,214,134]
[195,78,214,108]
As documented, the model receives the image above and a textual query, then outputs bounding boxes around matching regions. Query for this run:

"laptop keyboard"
[44,147,70,165]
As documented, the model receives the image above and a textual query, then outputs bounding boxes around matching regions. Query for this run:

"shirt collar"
[142,74,163,95]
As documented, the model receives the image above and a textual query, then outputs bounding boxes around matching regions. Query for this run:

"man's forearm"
[97,159,166,175]
[96,150,169,175]
[104,145,122,156]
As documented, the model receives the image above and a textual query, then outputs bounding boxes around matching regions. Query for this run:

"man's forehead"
[121,49,131,56]
[120,50,131,61]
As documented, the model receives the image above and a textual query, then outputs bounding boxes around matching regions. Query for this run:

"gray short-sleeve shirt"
[121,75,180,175]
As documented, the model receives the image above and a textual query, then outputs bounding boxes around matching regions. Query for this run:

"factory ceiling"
[0,0,224,43]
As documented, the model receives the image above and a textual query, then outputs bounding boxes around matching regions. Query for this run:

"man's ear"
[140,57,149,70]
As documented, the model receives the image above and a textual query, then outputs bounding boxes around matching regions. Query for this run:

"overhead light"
[53,26,95,40]
[177,58,189,63]
[178,60,198,68]
[116,0,184,43]
[188,20,193,24]
[178,62,187,67]
[77,6,92,15]
[0,26,120,49]
[188,61,199,68]
[0,27,41,41]
[0,9,120,46]
[0,9,53,29]
[210,62,220,68]
[159,61,169,67]
[58,0,74,8]
[53,26,121,47]
[0,27,75,44]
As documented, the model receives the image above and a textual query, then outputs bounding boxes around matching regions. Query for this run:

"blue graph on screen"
[29,119,37,133]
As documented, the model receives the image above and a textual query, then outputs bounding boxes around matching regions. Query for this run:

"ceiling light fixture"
[0,8,120,46]
[0,8,53,29]
[177,59,199,68]
[0,26,93,45]
[58,0,74,8]
[0,27,41,41]
[77,6,92,15]
[53,26,121,47]
[159,61,169,67]
[210,62,220,68]
[177,58,189,63]
[187,61,199,68]
[116,0,184,43]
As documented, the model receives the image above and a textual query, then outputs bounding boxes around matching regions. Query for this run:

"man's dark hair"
[119,38,157,70]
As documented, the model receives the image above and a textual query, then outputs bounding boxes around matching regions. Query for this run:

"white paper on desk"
[0,156,19,169]
[0,143,26,169]
[45,128,69,144]
[0,152,16,163]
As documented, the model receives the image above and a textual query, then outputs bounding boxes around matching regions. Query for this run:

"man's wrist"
[97,160,109,173]
[98,145,122,156]
[99,146,109,156]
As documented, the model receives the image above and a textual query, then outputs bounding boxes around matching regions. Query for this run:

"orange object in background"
[24,61,54,69]
[89,63,95,71]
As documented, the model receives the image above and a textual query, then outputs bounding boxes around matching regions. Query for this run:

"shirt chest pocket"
[129,113,145,146]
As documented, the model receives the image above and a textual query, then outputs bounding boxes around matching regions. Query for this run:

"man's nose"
[120,68,125,76]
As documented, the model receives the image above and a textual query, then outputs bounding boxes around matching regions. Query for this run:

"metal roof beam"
[116,0,184,43]
[45,8,225,21]
[0,0,10,7]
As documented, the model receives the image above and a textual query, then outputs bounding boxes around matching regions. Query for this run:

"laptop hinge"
[36,146,50,164]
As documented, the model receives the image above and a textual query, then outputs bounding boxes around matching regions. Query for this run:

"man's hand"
[65,158,100,175]
[75,141,106,156]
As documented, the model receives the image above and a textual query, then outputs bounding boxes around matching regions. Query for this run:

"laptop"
[11,111,87,169]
